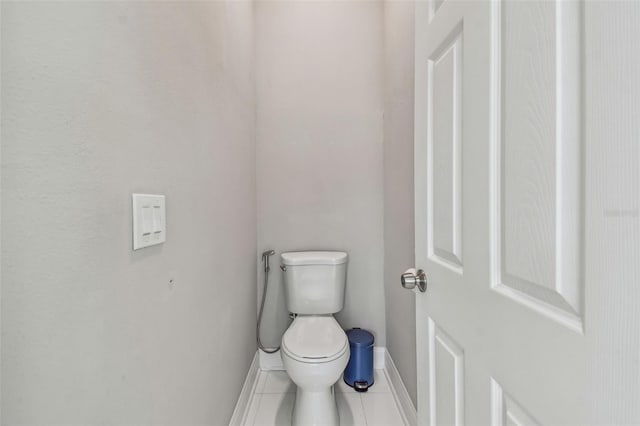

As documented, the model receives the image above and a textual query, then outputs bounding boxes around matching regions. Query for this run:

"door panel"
[491,380,540,426]
[428,318,464,426]
[491,0,583,332]
[429,24,463,271]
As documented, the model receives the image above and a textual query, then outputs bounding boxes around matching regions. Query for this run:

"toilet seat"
[282,316,348,363]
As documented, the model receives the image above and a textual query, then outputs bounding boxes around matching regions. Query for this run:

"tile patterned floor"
[243,370,407,426]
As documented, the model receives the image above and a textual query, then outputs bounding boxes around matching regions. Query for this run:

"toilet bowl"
[281,316,349,426]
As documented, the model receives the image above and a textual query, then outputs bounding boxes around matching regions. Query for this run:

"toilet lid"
[282,316,348,362]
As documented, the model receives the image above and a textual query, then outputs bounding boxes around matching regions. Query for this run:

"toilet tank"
[281,251,348,315]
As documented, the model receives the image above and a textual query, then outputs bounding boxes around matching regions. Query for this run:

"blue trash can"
[343,328,374,392]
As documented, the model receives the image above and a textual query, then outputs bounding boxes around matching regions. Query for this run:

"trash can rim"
[346,328,374,347]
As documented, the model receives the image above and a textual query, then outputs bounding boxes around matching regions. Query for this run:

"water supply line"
[257,249,280,354]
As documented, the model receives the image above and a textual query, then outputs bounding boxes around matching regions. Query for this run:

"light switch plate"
[132,193,166,250]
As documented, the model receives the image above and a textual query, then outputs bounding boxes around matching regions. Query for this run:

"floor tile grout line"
[357,392,368,426]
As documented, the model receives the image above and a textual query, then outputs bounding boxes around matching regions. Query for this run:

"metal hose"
[257,250,280,354]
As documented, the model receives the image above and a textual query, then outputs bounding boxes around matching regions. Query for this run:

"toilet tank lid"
[281,251,348,266]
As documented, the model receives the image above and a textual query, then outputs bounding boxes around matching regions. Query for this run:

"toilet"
[280,251,350,426]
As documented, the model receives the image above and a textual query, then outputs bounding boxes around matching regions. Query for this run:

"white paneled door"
[411,1,640,424]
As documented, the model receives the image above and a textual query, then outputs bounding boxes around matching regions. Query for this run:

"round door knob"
[401,268,427,292]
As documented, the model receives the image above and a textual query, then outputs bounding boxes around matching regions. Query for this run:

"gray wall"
[255,0,386,347]
[383,0,417,406]
[1,2,256,424]
[0,4,3,420]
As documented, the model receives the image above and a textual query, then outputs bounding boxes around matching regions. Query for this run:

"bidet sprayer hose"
[258,249,280,354]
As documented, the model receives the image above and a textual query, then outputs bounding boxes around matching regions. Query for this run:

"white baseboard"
[229,351,260,426]
[259,346,387,371]
[384,349,417,426]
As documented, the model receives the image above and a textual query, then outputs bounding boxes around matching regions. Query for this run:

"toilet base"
[292,388,339,426]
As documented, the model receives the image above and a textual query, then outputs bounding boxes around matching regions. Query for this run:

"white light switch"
[132,194,166,250]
